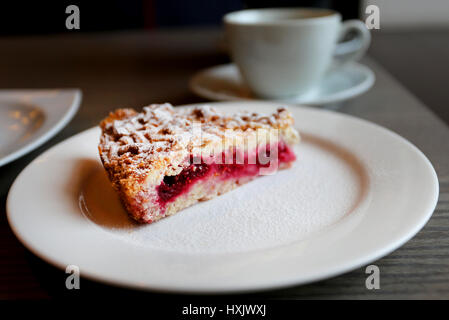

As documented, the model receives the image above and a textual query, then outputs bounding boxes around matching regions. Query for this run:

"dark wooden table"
[1,28,448,299]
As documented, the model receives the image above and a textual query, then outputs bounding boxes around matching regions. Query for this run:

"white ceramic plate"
[7,101,438,293]
[0,89,82,167]
[190,62,375,106]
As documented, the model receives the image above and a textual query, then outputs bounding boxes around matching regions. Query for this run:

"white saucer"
[0,89,82,167]
[7,101,438,293]
[190,62,375,105]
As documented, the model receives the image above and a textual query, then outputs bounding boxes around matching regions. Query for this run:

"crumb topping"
[99,103,296,193]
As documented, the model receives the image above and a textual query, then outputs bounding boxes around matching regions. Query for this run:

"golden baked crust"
[98,103,300,223]
[100,104,297,189]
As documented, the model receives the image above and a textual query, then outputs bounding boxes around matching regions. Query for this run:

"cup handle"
[333,20,371,66]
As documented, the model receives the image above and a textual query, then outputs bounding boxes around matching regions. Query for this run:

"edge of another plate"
[0,89,82,167]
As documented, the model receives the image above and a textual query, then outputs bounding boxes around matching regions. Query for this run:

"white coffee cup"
[224,8,371,99]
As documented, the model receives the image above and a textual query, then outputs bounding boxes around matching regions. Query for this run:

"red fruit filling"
[156,141,296,206]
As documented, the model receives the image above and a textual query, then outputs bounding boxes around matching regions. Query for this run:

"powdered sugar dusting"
[98,103,299,200]
[84,136,367,254]
[100,104,295,167]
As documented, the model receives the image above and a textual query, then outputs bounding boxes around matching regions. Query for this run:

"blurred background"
[0,0,447,122]
[0,0,361,34]
[0,0,448,34]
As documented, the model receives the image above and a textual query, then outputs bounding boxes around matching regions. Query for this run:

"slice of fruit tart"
[98,103,300,223]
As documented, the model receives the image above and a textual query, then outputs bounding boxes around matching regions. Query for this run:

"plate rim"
[189,62,375,105]
[6,101,439,294]
[0,88,82,167]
